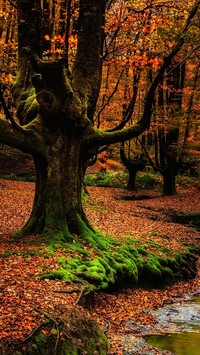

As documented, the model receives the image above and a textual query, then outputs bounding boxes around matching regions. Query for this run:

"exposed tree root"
[9,309,108,355]
[36,227,198,291]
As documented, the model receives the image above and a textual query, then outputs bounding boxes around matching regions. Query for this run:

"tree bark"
[0,0,199,239]
[120,143,146,190]
[162,167,177,196]
[127,170,138,190]
[16,126,98,243]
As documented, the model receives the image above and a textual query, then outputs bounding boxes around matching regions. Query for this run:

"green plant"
[0,174,36,182]
[135,171,161,189]
[84,171,127,188]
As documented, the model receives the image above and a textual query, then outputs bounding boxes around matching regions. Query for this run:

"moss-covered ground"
[5,230,194,292]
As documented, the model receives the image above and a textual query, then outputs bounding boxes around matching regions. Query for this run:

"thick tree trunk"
[18,130,96,244]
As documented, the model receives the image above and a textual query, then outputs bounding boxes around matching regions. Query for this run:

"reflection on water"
[193,296,200,304]
[146,296,200,355]
[146,331,200,355]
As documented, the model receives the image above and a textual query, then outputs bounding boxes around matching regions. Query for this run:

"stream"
[123,295,200,354]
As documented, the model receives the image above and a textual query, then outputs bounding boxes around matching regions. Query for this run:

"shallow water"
[147,331,200,355]
[145,296,200,355]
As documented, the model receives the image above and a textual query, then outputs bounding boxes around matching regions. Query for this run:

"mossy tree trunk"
[20,131,92,239]
[0,0,198,294]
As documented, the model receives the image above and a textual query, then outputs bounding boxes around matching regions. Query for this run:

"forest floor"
[0,175,200,354]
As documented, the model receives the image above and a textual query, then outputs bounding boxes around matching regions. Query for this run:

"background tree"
[98,0,200,195]
[142,52,200,195]
[144,60,187,195]
[120,140,147,190]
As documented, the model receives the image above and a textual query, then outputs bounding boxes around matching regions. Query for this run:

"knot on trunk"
[36,91,57,115]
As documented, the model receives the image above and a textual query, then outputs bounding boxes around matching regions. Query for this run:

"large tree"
[0,0,199,288]
[0,0,199,237]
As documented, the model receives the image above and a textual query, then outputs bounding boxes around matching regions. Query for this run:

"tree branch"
[72,0,105,121]
[95,69,124,126]
[163,45,200,79]
[107,73,140,132]
[87,1,200,148]
[137,136,158,172]
[0,118,44,155]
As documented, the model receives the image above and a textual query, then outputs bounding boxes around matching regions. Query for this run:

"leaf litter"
[0,179,200,354]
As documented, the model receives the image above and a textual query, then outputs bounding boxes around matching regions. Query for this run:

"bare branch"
[87,0,200,147]
[107,73,140,132]
[163,45,200,79]
[95,69,124,126]
[0,117,43,155]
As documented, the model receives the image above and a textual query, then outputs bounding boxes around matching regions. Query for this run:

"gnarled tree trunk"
[20,131,91,240]
[0,0,198,291]
[120,143,146,190]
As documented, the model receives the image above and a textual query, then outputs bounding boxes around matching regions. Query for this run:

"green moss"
[40,269,79,283]
[126,237,140,244]
[73,215,97,248]
[84,171,126,188]
[0,250,21,258]
[160,266,174,279]
[160,246,172,253]
[34,333,47,348]
[157,257,169,266]
[57,256,81,271]
[151,231,170,239]
[0,248,47,259]
[9,223,197,290]
[142,261,162,279]
[0,174,36,182]
[147,241,162,249]
[45,245,55,255]
[137,247,148,256]
[127,246,139,256]
[97,257,116,284]
[32,227,198,290]
[70,246,89,257]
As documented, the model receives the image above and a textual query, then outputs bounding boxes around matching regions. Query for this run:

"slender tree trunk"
[127,169,137,190]
[162,167,177,196]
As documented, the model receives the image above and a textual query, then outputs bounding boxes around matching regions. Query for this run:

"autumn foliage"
[0,1,200,353]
